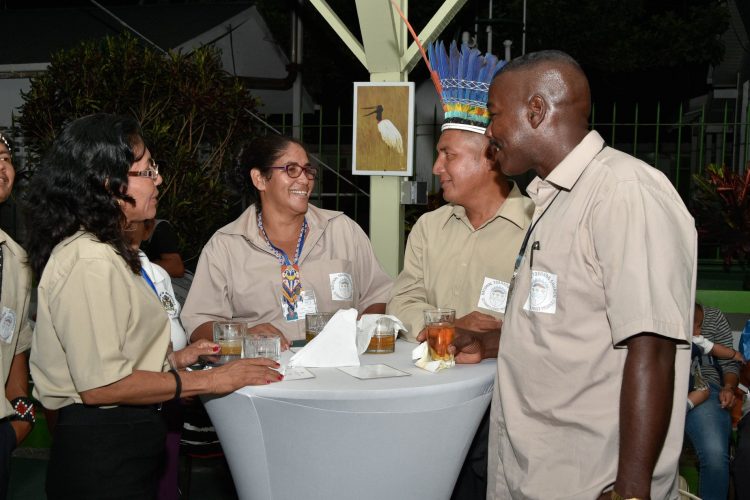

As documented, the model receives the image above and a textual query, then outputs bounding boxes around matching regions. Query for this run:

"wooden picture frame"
[352,82,414,176]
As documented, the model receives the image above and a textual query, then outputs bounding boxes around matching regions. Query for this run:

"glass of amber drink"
[212,321,245,364]
[423,309,456,362]
[305,312,335,343]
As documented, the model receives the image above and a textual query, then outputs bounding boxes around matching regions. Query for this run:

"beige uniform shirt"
[490,131,695,500]
[30,232,171,410]
[181,204,393,342]
[387,183,533,341]
[0,230,32,419]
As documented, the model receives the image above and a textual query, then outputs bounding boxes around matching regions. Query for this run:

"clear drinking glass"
[243,334,281,363]
[423,309,456,363]
[305,312,335,342]
[366,317,397,354]
[212,321,245,364]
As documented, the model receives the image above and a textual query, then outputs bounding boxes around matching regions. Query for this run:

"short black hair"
[236,134,307,212]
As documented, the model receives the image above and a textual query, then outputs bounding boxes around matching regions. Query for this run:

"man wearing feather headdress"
[484,50,695,500]
[387,41,533,499]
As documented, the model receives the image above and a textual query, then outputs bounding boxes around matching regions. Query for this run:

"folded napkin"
[356,314,407,354]
[412,341,455,372]
[289,309,360,367]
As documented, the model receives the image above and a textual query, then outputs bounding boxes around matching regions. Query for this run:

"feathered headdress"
[429,41,506,134]
[389,1,506,134]
[0,131,11,158]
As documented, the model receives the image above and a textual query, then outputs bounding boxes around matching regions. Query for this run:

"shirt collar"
[527,130,605,207]
[443,181,530,231]
[220,204,343,248]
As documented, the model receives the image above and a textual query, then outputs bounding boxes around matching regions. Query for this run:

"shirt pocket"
[302,259,356,313]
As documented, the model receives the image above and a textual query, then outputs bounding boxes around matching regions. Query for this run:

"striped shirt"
[697,305,740,388]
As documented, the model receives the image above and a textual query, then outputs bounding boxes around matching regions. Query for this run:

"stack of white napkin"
[288,309,360,367]
[288,310,407,368]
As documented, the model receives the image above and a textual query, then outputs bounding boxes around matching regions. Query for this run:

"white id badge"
[0,307,17,344]
[477,277,510,313]
[329,273,354,301]
[522,270,558,314]
[298,289,318,318]
[280,289,318,322]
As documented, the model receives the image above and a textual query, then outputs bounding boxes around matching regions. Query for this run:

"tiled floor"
[8,448,239,499]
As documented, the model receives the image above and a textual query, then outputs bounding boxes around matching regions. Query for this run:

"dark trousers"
[734,413,750,500]
[47,404,166,500]
[451,406,490,500]
[0,421,16,500]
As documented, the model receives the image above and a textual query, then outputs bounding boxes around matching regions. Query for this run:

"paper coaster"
[338,364,411,380]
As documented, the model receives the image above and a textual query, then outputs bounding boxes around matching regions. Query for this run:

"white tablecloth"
[203,340,497,500]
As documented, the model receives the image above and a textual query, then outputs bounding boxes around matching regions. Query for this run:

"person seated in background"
[140,216,185,278]
[688,303,746,412]
[0,131,34,499]
[387,42,532,500]
[684,303,741,500]
[182,134,392,344]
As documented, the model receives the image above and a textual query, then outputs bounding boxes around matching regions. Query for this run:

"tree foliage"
[18,33,260,263]
[496,0,728,72]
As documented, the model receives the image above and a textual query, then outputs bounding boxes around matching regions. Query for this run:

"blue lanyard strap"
[257,212,308,265]
[140,268,159,297]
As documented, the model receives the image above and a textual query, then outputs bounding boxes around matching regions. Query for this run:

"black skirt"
[46,404,167,500]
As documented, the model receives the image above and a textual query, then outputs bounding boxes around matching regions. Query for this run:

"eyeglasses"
[127,158,160,180]
[269,162,318,180]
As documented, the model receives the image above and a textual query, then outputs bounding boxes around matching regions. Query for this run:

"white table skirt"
[203,340,497,500]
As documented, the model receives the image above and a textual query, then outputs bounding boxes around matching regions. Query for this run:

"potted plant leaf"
[692,162,750,288]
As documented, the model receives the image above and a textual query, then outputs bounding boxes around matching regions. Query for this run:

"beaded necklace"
[258,211,308,321]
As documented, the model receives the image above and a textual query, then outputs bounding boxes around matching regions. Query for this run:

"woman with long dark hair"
[26,114,282,499]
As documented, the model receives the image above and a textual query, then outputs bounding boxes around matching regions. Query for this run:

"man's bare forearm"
[614,333,676,499]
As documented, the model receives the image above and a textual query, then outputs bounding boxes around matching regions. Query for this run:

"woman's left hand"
[172,340,221,369]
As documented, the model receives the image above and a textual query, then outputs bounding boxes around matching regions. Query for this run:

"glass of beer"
[423,309,456,362]
[212,321,245,364]
[305,312,335,343]
[366,317,397,354]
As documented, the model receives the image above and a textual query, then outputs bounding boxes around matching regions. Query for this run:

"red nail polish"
[212,345,220,352]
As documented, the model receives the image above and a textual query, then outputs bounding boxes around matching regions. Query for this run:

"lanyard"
[505,190,562,304]
[140,268,159,297]
[506,143,606,305]
[257,212,307,265]
[258,212,308,320]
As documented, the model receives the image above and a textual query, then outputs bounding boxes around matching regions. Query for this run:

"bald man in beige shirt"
[483,51,695,500]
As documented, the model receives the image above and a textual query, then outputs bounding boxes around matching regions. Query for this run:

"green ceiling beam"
[308,0,367,68]
[401,0,468,73]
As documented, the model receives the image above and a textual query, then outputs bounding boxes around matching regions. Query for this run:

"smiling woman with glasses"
[23,114,282,499]
[182,134,393,345]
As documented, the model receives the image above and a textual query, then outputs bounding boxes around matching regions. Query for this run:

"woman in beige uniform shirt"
[182,134,392,343]
[26,114,282,499]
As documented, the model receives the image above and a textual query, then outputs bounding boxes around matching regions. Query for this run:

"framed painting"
[352,82,414,176]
